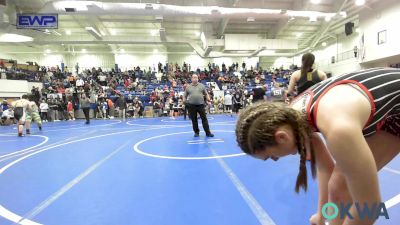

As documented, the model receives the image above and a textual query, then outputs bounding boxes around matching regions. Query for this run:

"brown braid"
[236,101,316,193]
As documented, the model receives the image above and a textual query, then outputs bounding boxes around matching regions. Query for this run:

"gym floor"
[0,115,399,225]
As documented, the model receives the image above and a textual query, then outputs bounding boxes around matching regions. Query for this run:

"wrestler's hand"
[310,213,325,225]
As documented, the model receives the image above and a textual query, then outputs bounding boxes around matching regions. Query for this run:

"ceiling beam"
[216,18,229,38]
[280,28,318,32]
[250,47,266,57]
[94,16,119,53]
[308,0,348,49]
[216,0,240,38]
[268,18,290,39]
[98,18,206,25]
[71,15,101,40]
[228,20,277,25]
[236,0,292,10]
[268,0,309,39]
[295,32,318,51]
[71,15,123,53]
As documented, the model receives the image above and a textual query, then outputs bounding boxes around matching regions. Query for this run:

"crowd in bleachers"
[1,60,297,124]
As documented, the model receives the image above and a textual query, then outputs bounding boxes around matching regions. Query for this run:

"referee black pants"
[187,104,211,135]
[82,108,90,123]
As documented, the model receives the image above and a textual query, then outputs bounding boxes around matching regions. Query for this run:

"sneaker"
[194,133,200,137]
[39,126,42,131]
[206,133,214,137]
[26,129,31,135]
[18,133,23,137]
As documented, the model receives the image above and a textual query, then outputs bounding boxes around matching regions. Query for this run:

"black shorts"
[233,104,241,112]
[14,107,24,122]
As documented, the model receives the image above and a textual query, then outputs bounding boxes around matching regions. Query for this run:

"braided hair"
[301,53,315,77]
[236,102,316,193]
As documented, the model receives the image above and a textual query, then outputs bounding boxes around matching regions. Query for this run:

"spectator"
[224,91,233,115]
[168,96,175,118]
[48,97,58,121]
[354,45,358,58]
[269,82,287,103]
[76,77,84,87]
[287,53,327,96]
[232,91,242,114]
[98,73,107,86]
[1,100,9,112]
[1,108,14,126]
[107,98,114,119]
[39,100,49,122]
[80,94,91,124]
[67,100,75,120]
[133,97,143,118]
[153,100,161,117]
[252,87,266,103]
[102,100,109,119]
[116,94,127,120]
[213,97,219,114]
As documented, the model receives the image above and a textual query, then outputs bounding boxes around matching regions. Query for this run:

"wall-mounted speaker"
[345,22,354,36]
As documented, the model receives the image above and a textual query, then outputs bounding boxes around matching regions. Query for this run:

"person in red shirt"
[107,98,114,119]
[67,101,75,120]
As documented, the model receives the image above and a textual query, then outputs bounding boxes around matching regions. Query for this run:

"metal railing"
[337,50,356,62]
[317,49,357,66]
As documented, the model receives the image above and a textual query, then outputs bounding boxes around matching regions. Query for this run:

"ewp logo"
[17,14,58,29]
[322,202,389,221]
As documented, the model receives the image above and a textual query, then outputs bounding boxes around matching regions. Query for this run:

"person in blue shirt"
[1,100,9,111]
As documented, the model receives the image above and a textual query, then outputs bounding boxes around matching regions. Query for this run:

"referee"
[183,74,214,137]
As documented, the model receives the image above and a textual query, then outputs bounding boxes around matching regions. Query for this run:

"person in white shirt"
[39,100,49,122]
[76,78,84,87]
[98,73,107,86]
[1,108,14,125]
[1,109,13,119]
[224,91,233,115]
[156,72,162,83]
